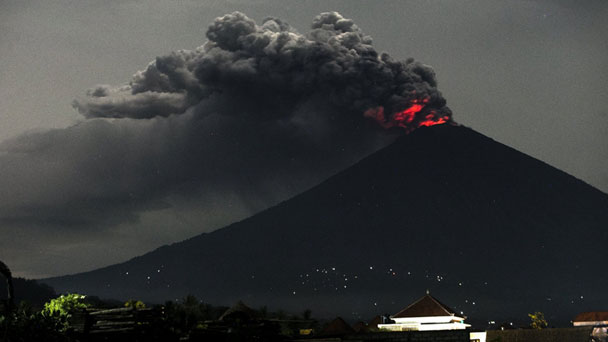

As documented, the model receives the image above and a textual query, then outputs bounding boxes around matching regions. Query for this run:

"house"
[573,312,608,342]
[319,317,355,337]
[378,292,471,332]
[573,311,608,327]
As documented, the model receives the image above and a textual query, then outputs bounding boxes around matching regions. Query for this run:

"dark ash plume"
[0,12,451,246]
[73,11,451,129]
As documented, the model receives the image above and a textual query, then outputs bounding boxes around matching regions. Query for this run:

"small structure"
[191,301,282,341]
[573,312,608,342]
[573,312,608,327]
[319,317,355,337]
[378,292,470,331]
[219,300,259,323]
[68,306,170,340]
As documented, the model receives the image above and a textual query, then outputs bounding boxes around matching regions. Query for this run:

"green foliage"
[42,293,88,317]
[41,293,90,332]
[2,293,319,341]
[528,311,548,329]
[124,299,146,309]
[1,301,67,342]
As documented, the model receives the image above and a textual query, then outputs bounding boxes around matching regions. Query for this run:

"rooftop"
[392,293,459,319]
[573,312,608,322]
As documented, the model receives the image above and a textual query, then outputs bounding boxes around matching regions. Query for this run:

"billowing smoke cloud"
[0,12,450,234]
[73,12,450,127]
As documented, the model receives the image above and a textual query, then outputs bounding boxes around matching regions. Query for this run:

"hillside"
[44,124,608,323]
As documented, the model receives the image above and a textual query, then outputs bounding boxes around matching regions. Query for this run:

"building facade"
[378,292,471,332]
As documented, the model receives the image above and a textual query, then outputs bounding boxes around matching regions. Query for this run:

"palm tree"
[0,260,14,313]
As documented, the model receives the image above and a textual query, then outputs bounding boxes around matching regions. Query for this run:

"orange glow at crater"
[419,113,448,127]
[393,104,423,124]
[364,98,449,133]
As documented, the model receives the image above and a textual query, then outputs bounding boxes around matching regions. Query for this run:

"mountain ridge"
[43,124,608,323]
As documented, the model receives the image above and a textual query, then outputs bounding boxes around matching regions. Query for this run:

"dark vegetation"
[1,281,320,342]
[0,277,56,310]
[0,266,581,342]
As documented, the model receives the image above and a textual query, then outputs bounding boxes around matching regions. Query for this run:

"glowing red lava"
[364,98,449,132]
[393,104,423,124]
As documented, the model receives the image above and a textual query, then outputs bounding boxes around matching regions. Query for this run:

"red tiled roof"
[392,294,458,318]
[574,312,608,322]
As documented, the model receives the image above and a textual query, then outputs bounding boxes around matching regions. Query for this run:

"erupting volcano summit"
[364,97,452,133]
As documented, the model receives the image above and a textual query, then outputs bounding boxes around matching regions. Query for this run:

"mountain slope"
[44,124,608,323]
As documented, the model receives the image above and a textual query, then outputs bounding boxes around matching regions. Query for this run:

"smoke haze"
[0,12,450,276]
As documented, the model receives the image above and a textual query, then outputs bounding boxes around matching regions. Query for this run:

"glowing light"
[418,116,449,127]
[393,104,423,123]
[364,98,450,133]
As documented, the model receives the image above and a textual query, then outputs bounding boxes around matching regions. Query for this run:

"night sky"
[0,0,606,280]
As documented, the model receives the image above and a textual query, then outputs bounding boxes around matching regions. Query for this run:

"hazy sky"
[1,0,606,278]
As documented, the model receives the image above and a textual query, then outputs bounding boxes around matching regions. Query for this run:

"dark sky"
[0,0,606,279]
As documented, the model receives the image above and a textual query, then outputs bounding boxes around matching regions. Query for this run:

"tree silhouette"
[0,260,14,313]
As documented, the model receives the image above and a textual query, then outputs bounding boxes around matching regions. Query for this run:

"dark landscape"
[2,3,607,341]
[43,124,608,325]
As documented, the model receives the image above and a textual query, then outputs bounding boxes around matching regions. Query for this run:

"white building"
[378,292,471,332]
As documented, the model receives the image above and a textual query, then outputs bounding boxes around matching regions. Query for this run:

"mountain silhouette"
[43,124,608,324]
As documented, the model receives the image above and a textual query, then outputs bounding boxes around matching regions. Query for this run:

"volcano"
[43,124,608,324]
